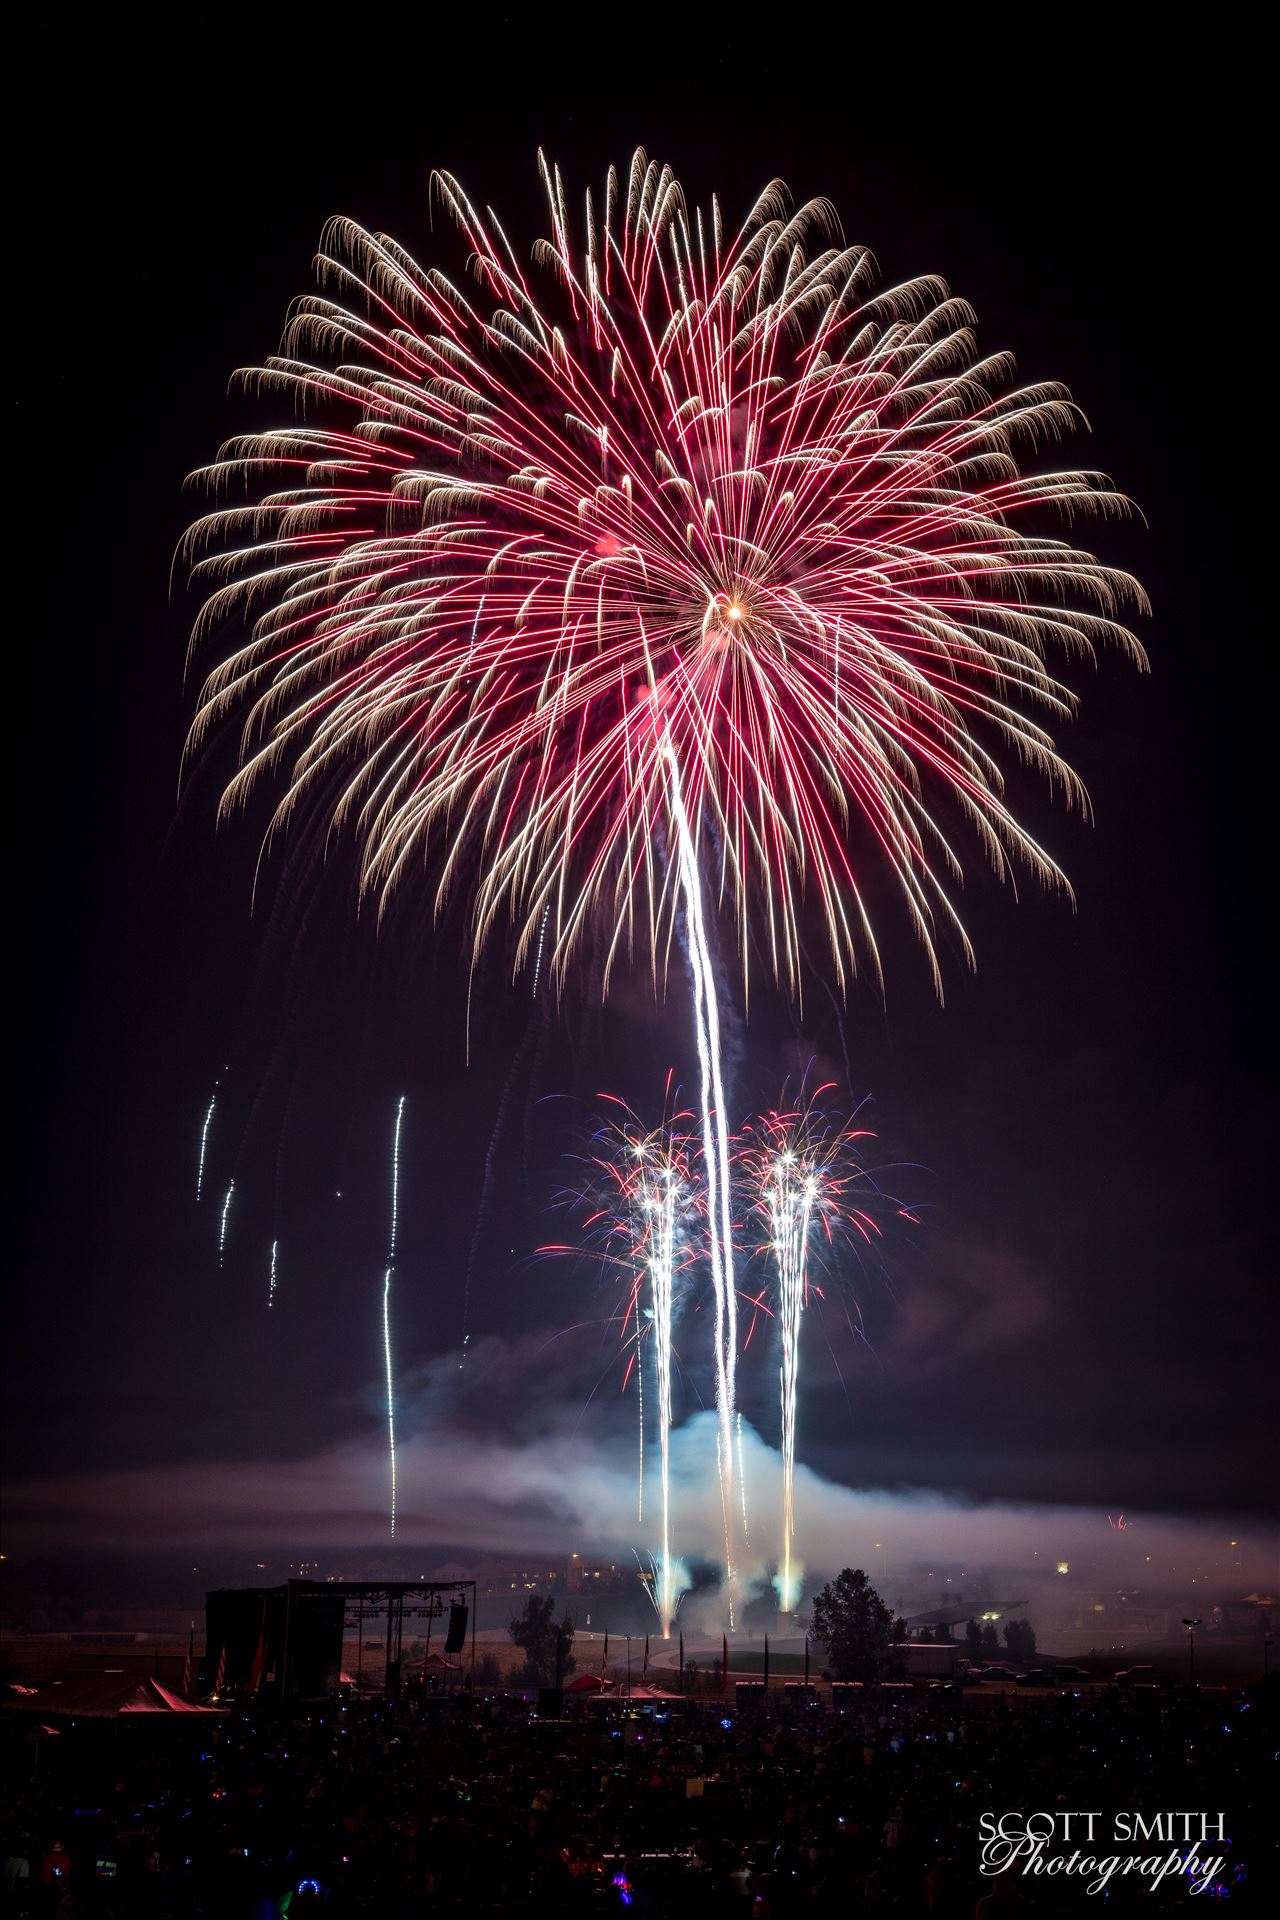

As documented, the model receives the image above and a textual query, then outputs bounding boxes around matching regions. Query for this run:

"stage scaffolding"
[327,1580,478,1699]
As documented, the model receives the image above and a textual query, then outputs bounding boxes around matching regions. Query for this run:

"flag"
[182,1628,193,1697]
[679,1631,685,1693]
[764,1632,770,1691]
[642,1634,650,1682]
[804,1634,810,1688]
[602,1631,609,1680]
[721,1634,728,1695]
[213,1643,226,1694]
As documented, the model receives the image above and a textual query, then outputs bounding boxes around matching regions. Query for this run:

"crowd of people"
[1,1678,1271,1916]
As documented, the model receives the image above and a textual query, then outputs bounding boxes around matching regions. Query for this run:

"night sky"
[11,23,1274,1598]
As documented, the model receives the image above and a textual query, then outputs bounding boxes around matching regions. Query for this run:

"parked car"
[978,1665,1018,1682]
[1114,1664,1173,1687]
[1053,1664,1093,1684]
[1014,1669,1058,1687]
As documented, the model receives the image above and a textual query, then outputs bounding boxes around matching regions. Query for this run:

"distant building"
[566,1555,631,1593]
[1073,1590,1174,1640]
[1215,1592,1277,1640]
[906,1600,1026,1637]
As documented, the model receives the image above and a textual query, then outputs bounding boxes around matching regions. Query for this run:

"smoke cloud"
[6,1361,1272,1627]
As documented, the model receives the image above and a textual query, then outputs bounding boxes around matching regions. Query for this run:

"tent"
[582,1684,680,1704]
[3,1674,226,1719]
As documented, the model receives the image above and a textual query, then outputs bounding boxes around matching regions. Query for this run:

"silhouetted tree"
[810,1568,895,1682]
[509,1596,576,1685]
[1003,1618,1037,1663]
[885,1618,910,1680]
[965,1619,984,1662]
[980,1623,1000,1656]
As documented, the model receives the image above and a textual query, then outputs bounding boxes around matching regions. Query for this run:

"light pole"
[1181,1617,1202,1689]
[1264,1634,1273,1680]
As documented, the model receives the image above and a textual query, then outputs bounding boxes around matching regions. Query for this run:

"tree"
[1003,1618,1037,1664]
[980,1623,1000,1656]
[508,1596,576,1685]
[810,1568,896,1682]
[965,1619,984,1663]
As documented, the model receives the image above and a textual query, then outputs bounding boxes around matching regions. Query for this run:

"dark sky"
[11,21,1274,1589]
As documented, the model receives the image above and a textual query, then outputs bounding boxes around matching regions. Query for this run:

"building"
[905,1599,1027,1639]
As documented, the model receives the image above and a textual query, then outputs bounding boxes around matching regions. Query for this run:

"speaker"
[537,1688,564,1716]
[443,1603,469,1654]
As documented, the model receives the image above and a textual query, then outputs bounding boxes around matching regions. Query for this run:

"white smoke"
[6,1402,1273,1629]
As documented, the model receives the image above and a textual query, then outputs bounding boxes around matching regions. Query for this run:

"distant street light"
[1181,1617,1202,1689]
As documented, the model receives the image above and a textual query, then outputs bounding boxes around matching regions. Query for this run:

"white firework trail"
[664,739,738,1620]
[383,1096,406,1537]
[196,1089,216,1202]
[625,1140,681,1635]
[218,1179,234,1265]
[531,902,550,998]
[383,1267,397,1539]
[763,1150,816,1613]
[559,1102,690,1635]
[736,1410,751,1551]
[649,1160,678,1637]
[268,1239,278,1309]
[738,1093,898,1615]
[635,1300,645,1526]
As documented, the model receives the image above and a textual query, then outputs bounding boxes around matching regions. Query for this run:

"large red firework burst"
[187,151,1145,997]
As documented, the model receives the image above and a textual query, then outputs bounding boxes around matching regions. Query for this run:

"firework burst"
[186,149,1144,1000]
